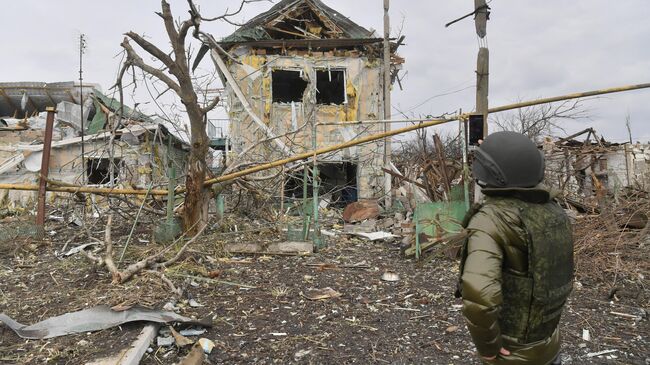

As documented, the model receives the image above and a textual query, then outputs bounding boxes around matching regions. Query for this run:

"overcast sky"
[3,1,649,142]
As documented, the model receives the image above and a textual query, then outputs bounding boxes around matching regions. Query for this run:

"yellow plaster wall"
[226,51,388,198]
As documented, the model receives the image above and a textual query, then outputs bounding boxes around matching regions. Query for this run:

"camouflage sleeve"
[461,209,504,357]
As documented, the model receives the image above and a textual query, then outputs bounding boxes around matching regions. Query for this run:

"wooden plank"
[86,324,159,365]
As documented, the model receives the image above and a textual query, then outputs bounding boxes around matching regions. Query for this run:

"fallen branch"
[154,224,207,269]
[103,215,120,282]
[82,216,207,286]
[147,270,183,297]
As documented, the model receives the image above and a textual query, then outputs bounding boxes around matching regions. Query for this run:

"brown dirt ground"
[0,214,648,364]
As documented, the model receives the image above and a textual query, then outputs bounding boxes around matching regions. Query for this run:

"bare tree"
[625,111,633,144]
[114,0,256,233]
[491,99,590,141]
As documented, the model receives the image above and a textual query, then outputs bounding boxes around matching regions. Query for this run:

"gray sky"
[3,1,649,142]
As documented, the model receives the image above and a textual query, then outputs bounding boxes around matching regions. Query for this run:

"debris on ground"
[0,305,208,339]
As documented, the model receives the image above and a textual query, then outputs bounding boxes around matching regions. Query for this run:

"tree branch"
[103,215,121,283]
[159,0,190,75]
[154,223,207,269]
[158,0,180,46]
[124,31,176,71]
[121,37,182,95]
[200,96,221,114]
[199,0,262,22]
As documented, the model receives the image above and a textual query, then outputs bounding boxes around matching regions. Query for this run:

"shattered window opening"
[316,69,346,105]
[272,70,308,103]
[86,158,121,185]
[284,162,357,207]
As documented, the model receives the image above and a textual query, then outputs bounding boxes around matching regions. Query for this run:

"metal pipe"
[79,34,86,185]
[198,82,650,190]
[317,120,422,125]
[461,116,470,211]
[0,183,168,196]
[311,117,322,247]
[166,137,176,222]
[383,0,393,209]
[302,165,309,240]
[197,116,456,191]
[35,107,56,226]
[488,83,650,114]
[2,82,649,197]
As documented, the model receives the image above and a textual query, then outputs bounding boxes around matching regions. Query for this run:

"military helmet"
[472,131,545,188]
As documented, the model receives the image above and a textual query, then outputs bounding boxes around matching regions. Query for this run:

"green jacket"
[458,186,574,364]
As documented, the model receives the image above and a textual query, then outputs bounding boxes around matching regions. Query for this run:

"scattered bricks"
[343,224,358,234]
[360,219,377,231]
[343,219,377,234]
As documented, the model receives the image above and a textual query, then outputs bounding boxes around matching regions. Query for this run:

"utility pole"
[79,34,87,184]
[382,0,392,209]
[474,0,489,137]
[474,0,489,203]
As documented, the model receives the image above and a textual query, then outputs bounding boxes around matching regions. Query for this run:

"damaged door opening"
[87,158,121,185]
[285,162,357,207]
[316,69,346,105]
[272,70,308,103]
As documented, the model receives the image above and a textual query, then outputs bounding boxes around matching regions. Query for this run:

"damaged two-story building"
[214,0,404,205]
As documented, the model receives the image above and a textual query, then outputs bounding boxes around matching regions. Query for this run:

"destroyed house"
[217,0,403,204]
[543,132,650,205]
[0,82,189,209]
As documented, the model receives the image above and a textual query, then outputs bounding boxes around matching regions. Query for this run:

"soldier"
[457,131,573,364]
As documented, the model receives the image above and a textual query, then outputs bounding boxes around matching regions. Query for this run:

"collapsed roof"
[0,82,97,119]
[221,0,377,45]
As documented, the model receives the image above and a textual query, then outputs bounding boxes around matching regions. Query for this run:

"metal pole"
[166,137,176,224]
[460,113,470,211]
[382,0,393,209]
[36,107,56,227]
[79,34,86,184]
[312,120,322,248]
[302,166,309,240]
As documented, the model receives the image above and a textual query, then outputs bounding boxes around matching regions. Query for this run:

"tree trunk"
[183,98,210,234]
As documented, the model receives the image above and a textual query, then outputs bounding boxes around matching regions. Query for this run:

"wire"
[402,84,476,113]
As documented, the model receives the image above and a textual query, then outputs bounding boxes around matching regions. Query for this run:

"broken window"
[284,162,357,207]
[316,69,346,105]
[86,158,121,185]
[272,70,308,103]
